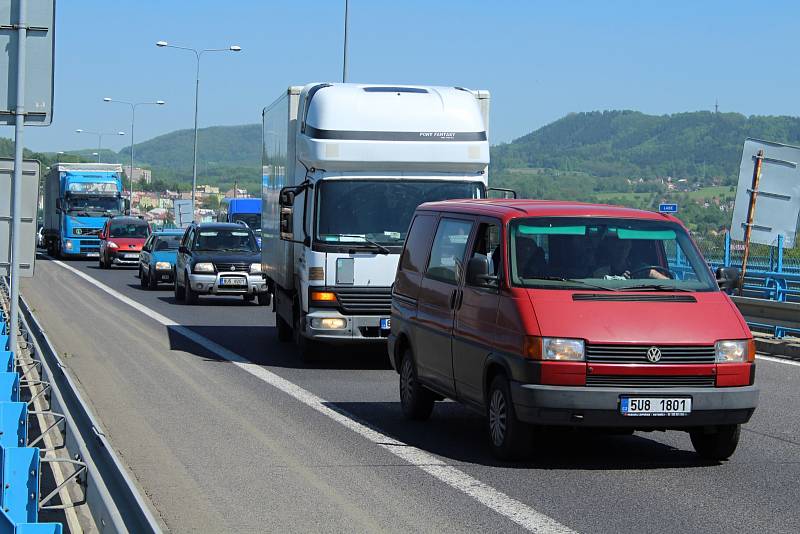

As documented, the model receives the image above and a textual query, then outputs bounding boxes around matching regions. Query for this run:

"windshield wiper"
[338,235,390,255]
[526,276,618,292]
[619,284,692,292]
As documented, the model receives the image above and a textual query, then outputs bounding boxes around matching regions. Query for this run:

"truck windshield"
[66,196,122,216]
[316,180,484,246]
[508,217,717,292]
[231,213,261,235]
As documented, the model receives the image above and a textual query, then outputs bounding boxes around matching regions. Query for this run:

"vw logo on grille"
[646,346,662,363]
[231,265,236,271]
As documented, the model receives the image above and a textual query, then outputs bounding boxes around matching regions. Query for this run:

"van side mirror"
[716,266,740,292]
[466,255,498,288]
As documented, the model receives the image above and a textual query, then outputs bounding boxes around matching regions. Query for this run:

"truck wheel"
[487,374,532,460]
[174,273,185,301]
[276,315,292,342]
[184,275,198,305]
[690,425,740,461]
[399,348,435,420]
[257,293,271,306]
[293,302,317,362]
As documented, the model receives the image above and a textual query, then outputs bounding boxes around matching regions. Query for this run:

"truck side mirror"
[279,188,295,208]
[466,255,498,288]
[279,205,294,241]
[716,266,740,293]
[55,198,62,213]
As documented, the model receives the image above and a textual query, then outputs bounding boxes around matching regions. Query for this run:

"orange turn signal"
[747,339,756,363]
[310,291,337,303]
[523,336,542,360]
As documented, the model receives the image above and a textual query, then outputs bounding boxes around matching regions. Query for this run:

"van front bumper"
[510,383,759,428]
[302,309,390,344]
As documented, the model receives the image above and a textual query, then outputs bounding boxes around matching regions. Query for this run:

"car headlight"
[155,261,171,270]
[524,337,585,361]
[107,242,118,249]
[715,340,755,363]
[250,263,263,274]
[193,262,214,273]
[64,239,73,250]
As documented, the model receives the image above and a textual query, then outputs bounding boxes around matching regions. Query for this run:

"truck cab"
[220,198,262,246]
[262,83,490,360]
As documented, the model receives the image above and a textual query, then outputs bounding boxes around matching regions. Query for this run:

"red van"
[99,216,151,269]
[388,199,758,460]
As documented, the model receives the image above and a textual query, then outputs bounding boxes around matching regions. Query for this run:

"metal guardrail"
[731,296,800,338]
[0,278,162,533]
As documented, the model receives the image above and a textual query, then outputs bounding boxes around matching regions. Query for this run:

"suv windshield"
[509,217,717,292]
[316,179,484,246]
[67,196,122,216]
[110,222,149,238]
[194,228,258,252]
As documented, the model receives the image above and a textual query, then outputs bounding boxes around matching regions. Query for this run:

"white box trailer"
[262,83,490,359]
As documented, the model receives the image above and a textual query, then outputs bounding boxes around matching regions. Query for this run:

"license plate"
[124,253,139,259]
[86,252,99,258]
[160,275,170,281]
[220,277,247,286]
[620,397,692,417]
[380,318,391,330]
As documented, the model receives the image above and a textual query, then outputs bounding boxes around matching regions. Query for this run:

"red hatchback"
[389,199,758,460]
[99,216,151,269]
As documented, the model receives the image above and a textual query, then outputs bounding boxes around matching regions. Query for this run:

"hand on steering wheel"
[628,265,674,279]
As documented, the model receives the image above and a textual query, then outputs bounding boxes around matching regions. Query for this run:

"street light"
[156,40,242,219]
[103,97,165,213]
[75,129,126,162]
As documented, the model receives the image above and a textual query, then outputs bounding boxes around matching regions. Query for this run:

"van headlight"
[193,262,214,273]
[543,338,585,361]
[715,340,755,363]
[250,263,263,274]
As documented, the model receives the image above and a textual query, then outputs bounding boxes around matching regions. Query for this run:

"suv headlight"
[155,261,171,270]
[250,263,263,274]
[193,262,214,273]
[715,340,755,363]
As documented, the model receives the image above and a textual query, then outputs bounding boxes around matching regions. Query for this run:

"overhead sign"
[173,199,193,228]
[0,0,56,126]
[658,203,678,213]
[0,158,40,277]
[731,138,800,248]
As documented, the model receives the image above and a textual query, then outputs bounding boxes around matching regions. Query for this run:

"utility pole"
[343,0,349,82]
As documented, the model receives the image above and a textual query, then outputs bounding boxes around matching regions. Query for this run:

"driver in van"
[592,236,669,279]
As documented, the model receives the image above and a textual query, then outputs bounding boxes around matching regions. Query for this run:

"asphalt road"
[21,255,800,533]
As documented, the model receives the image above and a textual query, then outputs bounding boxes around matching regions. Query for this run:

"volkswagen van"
[388,199,758,460]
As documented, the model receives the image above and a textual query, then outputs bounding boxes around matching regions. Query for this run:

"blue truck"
[219,197,262,245]
[42,163,126,258]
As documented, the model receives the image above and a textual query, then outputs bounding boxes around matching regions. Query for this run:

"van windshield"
[509,217,717,292]
[316,179,484,246]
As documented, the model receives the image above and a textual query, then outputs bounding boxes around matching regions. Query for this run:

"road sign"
[173,199,193,228]
[731,138,800,248]
[0,0,56,126]
[658,203,678,213]
[0,158,40,277]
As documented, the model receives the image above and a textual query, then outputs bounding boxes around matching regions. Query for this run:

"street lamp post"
[103,98,165,213]
[75,129,126,162]
[156,40,241,220]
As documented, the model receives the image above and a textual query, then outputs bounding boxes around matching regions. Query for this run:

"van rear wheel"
[690,424,740,461]
[399,349,435,420]
[487,374,531,460]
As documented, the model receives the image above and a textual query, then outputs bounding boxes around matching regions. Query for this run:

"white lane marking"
[756,354,800,367]
[49,259,575,533]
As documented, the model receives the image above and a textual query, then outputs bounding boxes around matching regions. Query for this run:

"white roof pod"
[295,83,490,172]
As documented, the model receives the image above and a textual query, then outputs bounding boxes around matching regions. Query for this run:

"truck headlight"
[311,317,347,329]
[64,240,73,250]
[155,261,171,270]
[542,337,585,361]
[715,340,755,363]
[193,262,214,273]
[250,263,263,274]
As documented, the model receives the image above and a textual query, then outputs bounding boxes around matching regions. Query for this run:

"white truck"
[262,83,490,359]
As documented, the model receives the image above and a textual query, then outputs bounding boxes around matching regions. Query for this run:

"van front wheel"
[399,349,434,420]
[487,375,531,460]
[690,424,740,461]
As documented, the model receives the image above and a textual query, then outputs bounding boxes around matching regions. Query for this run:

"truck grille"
[73,227,102,237]
[214,262,250,272]
[335,287,392,315]
[586,344,716,364]
[586,375,716,388]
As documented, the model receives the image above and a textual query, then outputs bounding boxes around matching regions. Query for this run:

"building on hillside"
[196,184,220,195]
[224,187,249,198]
[123,165,152,184]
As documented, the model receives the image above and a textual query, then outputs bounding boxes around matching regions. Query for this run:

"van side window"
[425,218,473,284]
[400,215,437,273]
[468,222,502,283]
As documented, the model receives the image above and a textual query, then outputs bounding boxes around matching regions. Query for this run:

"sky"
[16,0,800,154]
